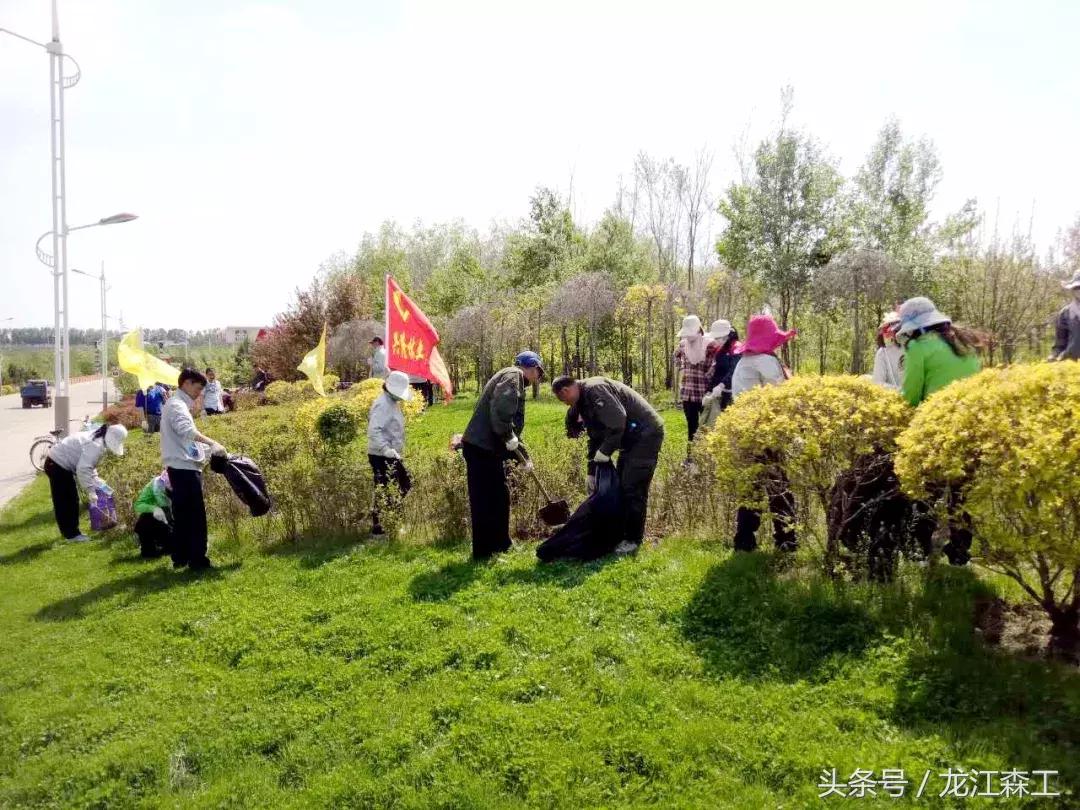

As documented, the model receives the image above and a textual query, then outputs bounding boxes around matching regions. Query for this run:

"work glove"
[99,484,114,497]
[593,450,611,464]
[505,434,520,452]
[86,490,99,507]
[209,441,227,457]
[152,507,167,524]
[523,459,534,472]
[385,448,401,460]
[586,474,596,494]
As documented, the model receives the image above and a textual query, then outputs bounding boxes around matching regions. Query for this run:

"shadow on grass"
[409,559,483,602]
[0,539,55,566]
[493,555,619,590]
[0,508,56,535]
[34,562,241,622]
[682,552,891,682]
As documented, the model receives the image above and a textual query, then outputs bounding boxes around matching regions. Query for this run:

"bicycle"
[29,416,95,472]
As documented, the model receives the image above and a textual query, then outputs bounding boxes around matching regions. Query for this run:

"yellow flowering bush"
[896,362,1080,659]
[704,375,911,558]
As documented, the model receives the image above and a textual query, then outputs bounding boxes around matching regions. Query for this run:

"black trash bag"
[210,453,272,517]
[537,463,621,562]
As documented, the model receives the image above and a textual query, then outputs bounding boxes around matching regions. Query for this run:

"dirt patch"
[974,596,1059,661]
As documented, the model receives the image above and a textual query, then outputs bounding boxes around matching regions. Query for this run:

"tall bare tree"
[682,147,714,291]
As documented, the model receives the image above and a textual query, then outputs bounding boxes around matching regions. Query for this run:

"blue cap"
[514,350,545,377]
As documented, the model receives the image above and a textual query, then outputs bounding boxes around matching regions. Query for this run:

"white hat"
[385,370,413,401]
[879,311,902,329]
[1062,271,1080,291]
[896,297,951,336]
[104,424,128,456]
[707,319,733,340]
[677,315,704,339]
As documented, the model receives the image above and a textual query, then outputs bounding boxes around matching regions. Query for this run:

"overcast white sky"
[2,0,1078,330]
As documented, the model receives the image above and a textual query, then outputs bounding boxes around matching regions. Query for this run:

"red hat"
[735,314,797,355]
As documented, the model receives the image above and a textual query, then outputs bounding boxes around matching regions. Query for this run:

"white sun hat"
[104,424,128,456]
[707,319,733,340]
[385,370,414,400]
[677,315,704,338]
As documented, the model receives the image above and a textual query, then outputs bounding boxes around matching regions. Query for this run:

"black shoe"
[172,557,189,569]
[188,557,213,571]
[371,525,385,536]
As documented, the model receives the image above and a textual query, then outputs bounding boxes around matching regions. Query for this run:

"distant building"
[223,326,266,345]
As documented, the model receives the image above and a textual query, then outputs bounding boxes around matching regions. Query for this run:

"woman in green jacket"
[896,296,984,565]
[896,297,982,407]
[133,470,173,558]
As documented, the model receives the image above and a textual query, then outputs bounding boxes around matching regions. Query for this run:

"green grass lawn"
[1,398,1078,808]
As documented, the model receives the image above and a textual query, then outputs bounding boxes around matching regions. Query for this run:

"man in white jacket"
[366,370,413,535]
[162,368,227,570]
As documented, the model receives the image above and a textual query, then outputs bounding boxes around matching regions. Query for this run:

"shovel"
[516,449,571,526]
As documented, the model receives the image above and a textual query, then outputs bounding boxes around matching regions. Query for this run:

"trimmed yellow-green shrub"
[263,380,303,404]
[896,362,1080,659]
[704,375,911,558]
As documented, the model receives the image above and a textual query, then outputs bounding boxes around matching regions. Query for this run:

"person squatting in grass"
[44,423,128,543]
[460,351,544,560]
[552,375,665,556]
[730,313,799,553]
[133,469,173,558]
[895,296,984,566]
[366,370,414,536]
[162,367,228,572]
[672,314,717,448]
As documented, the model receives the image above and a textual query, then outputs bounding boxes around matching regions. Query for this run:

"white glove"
[505,434,520,452]
[385,448,401,460]
[152,507,167,523]
[209,441,227,457]
[711,383,727,397]
[523,459,534,472]
[86,490,99,507]
[586,475,596,494]
[593,450,611,464]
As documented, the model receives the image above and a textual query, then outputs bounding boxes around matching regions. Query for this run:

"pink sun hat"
[735,314,797,355]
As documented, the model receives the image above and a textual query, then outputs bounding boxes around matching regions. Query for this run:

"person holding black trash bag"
[552,375,664,556]
[460,351,544,560]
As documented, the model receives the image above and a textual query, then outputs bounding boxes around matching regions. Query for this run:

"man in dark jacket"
[552,375,664,555]
[461,351,545,559]
[1049,271,1080,362]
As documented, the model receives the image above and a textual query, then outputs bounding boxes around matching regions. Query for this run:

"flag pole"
[384,274,391,367]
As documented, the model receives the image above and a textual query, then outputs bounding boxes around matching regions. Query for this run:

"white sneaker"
[614,541,640,556]
[68,534,91,543]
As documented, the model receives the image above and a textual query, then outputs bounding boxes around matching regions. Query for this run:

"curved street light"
[35,213,140,268]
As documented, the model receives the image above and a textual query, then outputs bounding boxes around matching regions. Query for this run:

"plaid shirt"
[674,341,716,403]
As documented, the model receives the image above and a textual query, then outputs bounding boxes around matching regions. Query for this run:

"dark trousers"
[462,442,512,559]
[618,434,663,545]
[168,468,209,567]
[683,401,703,442]
[911,490,973,566]
[44,457,81,539]
[410,381,434,407]
[134,513,173,558]
[146,413,161,433]
[734,468,797,551]
[368,454,412,531]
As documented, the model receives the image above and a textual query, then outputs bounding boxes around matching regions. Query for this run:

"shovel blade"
[538,500,571,526]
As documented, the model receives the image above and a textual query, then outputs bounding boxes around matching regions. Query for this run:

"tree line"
[253,89,1080,393]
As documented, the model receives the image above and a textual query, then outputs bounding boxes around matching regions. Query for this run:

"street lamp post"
[70,262,110,410]
[3,7,137,433]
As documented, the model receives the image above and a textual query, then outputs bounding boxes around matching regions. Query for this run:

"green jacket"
[133,477,171,516]
[577,377,664,458]
[463,367,526,454]
[901,332,981,406]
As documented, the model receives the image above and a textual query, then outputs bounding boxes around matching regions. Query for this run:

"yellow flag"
[297,324,328,396]
[118,329,181,391]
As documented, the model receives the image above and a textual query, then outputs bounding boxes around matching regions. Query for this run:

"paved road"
[0,379,115,511]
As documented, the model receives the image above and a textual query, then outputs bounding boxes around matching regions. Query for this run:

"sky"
[1,0,1078,331]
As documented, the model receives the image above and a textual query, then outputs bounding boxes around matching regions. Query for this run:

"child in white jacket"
[366,371,414,535]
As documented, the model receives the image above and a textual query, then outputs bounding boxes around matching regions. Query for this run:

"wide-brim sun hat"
[1062,271,1080,290]
[385,370,413,400]
[735,314,797,355]
[707,319,733,341]
[678,315,704,338]
[104,424,128,456]
[879,311,902,329]
[896,296,951,336]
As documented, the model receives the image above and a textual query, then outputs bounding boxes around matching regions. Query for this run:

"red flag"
[385,275,453,399]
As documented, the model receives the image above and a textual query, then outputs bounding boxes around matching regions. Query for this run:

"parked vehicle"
[20,379,51,409]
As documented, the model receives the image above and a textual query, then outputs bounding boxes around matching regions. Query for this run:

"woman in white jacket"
[870,312,904,390]
[44,423,128,542]
[366,370,414,535]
